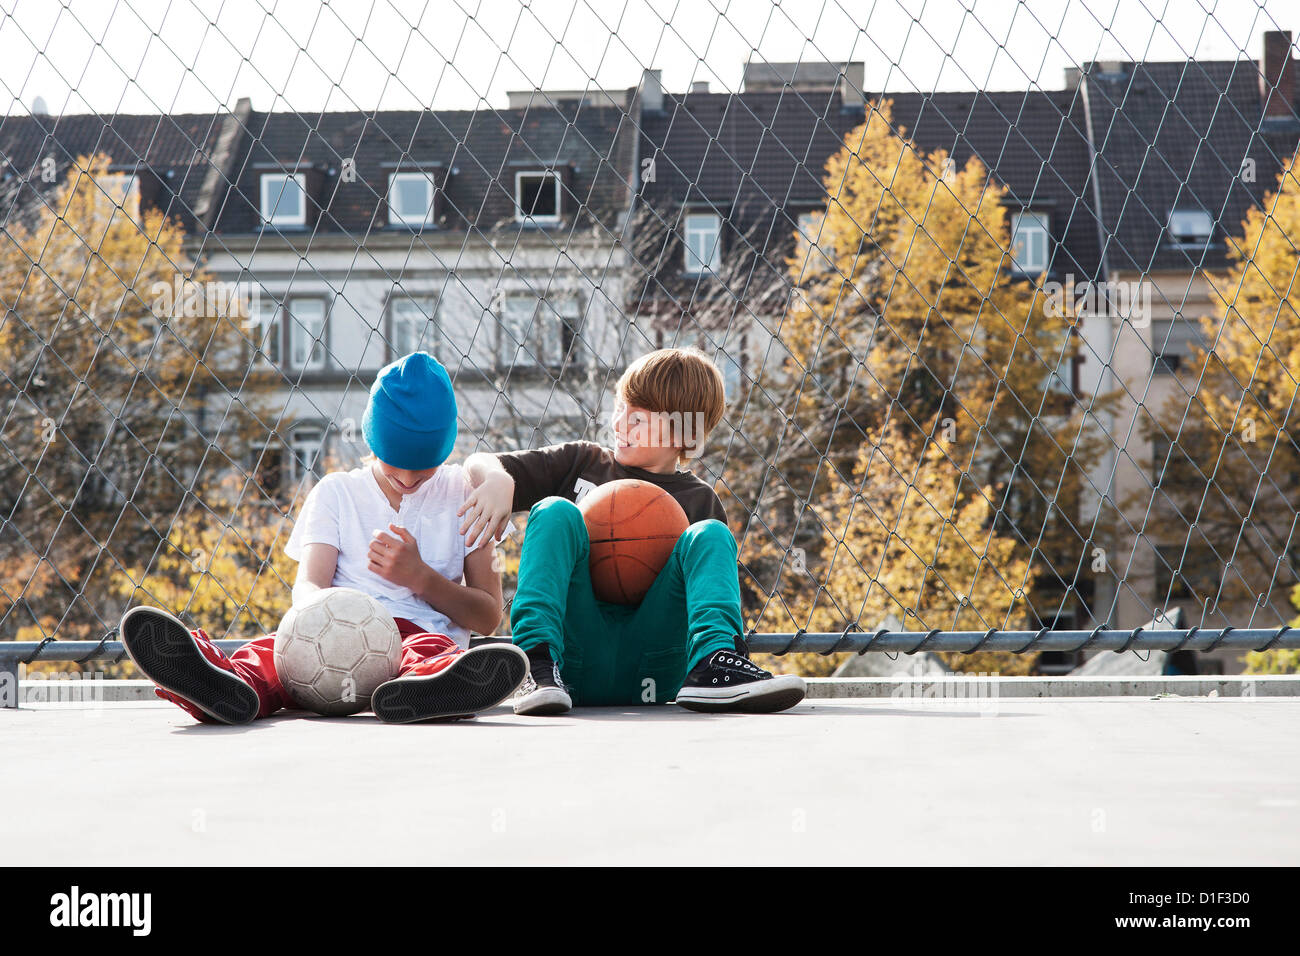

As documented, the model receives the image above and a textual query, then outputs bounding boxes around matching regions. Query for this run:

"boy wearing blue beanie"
[120,352,527,725]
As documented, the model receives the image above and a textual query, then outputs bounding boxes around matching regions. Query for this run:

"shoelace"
[548,660,568,692]
[714,652,763,674]
[517,656,567,695]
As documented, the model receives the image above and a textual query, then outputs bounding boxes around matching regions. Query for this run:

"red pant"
[157,617,462,722]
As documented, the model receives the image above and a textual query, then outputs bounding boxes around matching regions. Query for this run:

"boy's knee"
[529,495,584,525]
[524,496,588,551]
[679,518,736,554]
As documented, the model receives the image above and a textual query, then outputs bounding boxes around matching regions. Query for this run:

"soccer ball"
[274,588,403,716]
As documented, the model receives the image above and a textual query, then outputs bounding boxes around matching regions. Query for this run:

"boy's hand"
[367,524,429,591]
[458,471,513,550]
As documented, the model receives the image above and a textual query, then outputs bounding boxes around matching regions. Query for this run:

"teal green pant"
[509,496,742,705]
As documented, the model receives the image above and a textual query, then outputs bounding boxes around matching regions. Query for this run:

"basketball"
[578,479,689,604]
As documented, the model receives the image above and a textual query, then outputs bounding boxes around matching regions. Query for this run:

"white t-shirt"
[284,462,506,648]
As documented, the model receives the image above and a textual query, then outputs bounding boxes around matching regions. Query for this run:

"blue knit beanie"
[362,351,458,470]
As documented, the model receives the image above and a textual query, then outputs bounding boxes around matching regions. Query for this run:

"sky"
[0,0,1296,117]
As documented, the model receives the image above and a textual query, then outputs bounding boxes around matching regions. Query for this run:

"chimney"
[640,68,663,113]
[838,62,865,102]
[690,81,710,94]
[1260,30,1295,119]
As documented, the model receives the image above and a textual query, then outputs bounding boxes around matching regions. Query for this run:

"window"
[255,427,323,500]
[1011,210,1051,274]
[720,350,743,401]
[254,441,285,499]
[556,295,582,365]
[533,294,582,367]
[97,173,139,220]
[251,295,282,367]
[328,295,385,372]
[1043,339,1076,395]
[796,210,833,275]
[1151,317,1206,374]
[499,294,540,368]
[388,172,436,227]
[287,298,327,370]
[515,172,560,223]
[1168,208,1213,247]
[260,173,307,226]
[290,427,324,484]
[684,213,721,274]
[389,296,436,359]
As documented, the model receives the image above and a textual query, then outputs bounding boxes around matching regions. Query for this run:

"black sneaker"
[512,645,573,716]
[371,643,529,723]
[119,606,260,725]
[675,638,806,713]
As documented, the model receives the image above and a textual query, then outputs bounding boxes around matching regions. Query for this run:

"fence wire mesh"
[2,0,1300,676]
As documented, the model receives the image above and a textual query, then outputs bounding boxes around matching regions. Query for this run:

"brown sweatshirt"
[496,441,728,526]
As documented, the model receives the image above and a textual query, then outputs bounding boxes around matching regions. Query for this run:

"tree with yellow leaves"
[0,153,271,642]
[732,100,1108,673]
[114,471,295,640]
[1243,583,1300,674]
[751,424,1039,676]
[1150,150,1300,656]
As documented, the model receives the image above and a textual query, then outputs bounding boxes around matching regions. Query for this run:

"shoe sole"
[119,606,259,725]
[513,685,573,716]
[675,675,807,714]
[371,644,528,723]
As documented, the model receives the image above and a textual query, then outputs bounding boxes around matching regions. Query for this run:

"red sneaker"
[370,643,528,723]
[120,606,260,724]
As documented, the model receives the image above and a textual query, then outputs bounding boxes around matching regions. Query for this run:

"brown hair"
[617,347,727,462]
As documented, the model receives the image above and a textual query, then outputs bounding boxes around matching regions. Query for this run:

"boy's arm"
[460,453,515,551]
[292,542,339,606]
[367,524,502,634]
[414,539,503,635]
[285,477,341,606]
[460,442,587,547]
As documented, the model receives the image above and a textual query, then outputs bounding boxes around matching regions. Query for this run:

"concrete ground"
[3,697,1298,865]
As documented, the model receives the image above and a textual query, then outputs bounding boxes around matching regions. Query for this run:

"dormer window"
[1168,208,1213,247]
[98,173,139,220]
[1011,210,1051,274]
[260,173,307,227]
[515,171,560,223]
[388,172,437,227]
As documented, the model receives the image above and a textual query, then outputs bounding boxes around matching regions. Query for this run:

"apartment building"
[195,95,641,497]
[624,33,1300,646]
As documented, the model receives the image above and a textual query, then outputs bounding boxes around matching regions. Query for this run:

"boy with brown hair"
[460,347,805,715]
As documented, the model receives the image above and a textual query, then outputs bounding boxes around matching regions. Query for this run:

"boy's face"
[374,460,439,496]
[611,398,682,472]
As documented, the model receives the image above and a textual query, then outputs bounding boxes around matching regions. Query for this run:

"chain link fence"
[2,0,1300,683]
